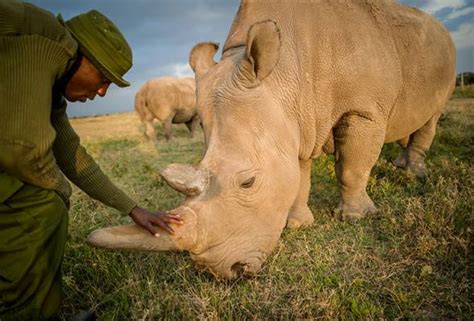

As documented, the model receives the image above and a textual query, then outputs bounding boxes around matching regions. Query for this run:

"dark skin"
[63,55,111,102]
[128,206,183,236]
[63,55,183,235]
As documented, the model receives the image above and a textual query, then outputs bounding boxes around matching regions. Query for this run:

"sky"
[29,0,474,117]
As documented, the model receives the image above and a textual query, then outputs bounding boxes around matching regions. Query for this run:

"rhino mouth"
[230,256,265,276]
[192,249,268,279]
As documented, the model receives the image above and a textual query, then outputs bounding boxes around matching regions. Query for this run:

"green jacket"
[0,1,136,214]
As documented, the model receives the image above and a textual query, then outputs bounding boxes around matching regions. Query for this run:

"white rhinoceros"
[87,0,455,278]
[134,76,199,141]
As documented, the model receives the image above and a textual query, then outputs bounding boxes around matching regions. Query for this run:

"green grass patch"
[60,99,473,319]
[452,85,474,98]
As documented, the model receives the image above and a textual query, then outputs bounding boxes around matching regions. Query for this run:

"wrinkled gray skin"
[88,0,456,279]
[134,76,199,141]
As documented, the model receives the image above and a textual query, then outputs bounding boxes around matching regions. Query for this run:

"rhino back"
[144,77,197,121]
[221,0,455,155]
[382,3,455,141]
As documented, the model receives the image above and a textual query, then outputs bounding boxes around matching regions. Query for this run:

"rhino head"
[88,21,304,279]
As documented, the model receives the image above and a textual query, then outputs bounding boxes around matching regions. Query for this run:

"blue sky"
[29,0,474,117]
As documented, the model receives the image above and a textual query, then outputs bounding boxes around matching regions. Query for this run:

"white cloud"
[421,0,466,14]
[130,62,193,83]
[446,6,474,20]
[450,22,474,49]
[171,63,194,78]
[189,6,226,21]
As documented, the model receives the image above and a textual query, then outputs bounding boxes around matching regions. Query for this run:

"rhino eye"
[240,176,255,189]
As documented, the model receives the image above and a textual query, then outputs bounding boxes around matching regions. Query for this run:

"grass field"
[452,84,474,99]
[61,98,473,320]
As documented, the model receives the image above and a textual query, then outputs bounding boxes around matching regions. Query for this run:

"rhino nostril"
[231,262,245,276]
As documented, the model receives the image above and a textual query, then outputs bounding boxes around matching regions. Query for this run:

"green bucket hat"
[59,10,133,87]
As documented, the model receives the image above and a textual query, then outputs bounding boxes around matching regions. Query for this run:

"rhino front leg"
[393,113,440,177]
[333,114,384,222]
[287,159,314,229]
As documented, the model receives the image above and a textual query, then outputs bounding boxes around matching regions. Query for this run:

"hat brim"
[58,14,131,88]
[78,43,131,88]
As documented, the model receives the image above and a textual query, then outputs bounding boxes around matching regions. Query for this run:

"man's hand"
[129,206,184,236]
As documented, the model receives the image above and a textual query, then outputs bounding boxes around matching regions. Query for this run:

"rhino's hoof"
[333,203,377,223]
[394,157,427,178]
[393,156,407,168]
[286,217,305,229]
[287,206,314,229]
[407,162,427,178]
[333,208,365,223]
[342,211,365,223]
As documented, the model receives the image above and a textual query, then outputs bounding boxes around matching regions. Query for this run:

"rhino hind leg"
[333,114,384,222]
[144,120,156,141]
[392,136,410,168]
[287,159,314,229]
[393,113,440,178]
[163,117,173,141]
[185,115,200,138]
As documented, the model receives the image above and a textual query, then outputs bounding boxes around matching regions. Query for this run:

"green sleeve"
[51,100,137,214]
[0,36,73,203]
[0,2,136,214]
[0,0,77,205]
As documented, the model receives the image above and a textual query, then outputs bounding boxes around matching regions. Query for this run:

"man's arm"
[51,99,137,213]
[51,100,183,232]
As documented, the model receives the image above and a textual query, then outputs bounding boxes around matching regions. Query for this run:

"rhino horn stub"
[87,206,199,252]
[160,163,209,196]
[189,42,219,77]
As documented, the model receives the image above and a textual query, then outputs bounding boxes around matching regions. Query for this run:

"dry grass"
[70,112,142,141]
[60,99,473,320]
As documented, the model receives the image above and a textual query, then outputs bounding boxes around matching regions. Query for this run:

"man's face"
[63,56,111,103]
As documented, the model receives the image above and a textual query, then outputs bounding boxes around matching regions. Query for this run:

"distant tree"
[456,72,474,86]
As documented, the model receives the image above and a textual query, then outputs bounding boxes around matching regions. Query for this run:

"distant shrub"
[456,72,474,86]
[452,84,474,98]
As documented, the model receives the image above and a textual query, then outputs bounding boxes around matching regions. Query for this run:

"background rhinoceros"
[134,76,199,141]
[88,0,456,279]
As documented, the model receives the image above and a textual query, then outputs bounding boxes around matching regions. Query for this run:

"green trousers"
[0,174,68,320]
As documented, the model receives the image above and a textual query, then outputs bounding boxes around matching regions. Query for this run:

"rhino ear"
[189,42,219,78]
[243,20,281,84]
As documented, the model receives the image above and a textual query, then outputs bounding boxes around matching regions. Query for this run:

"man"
[0,1,182,320]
